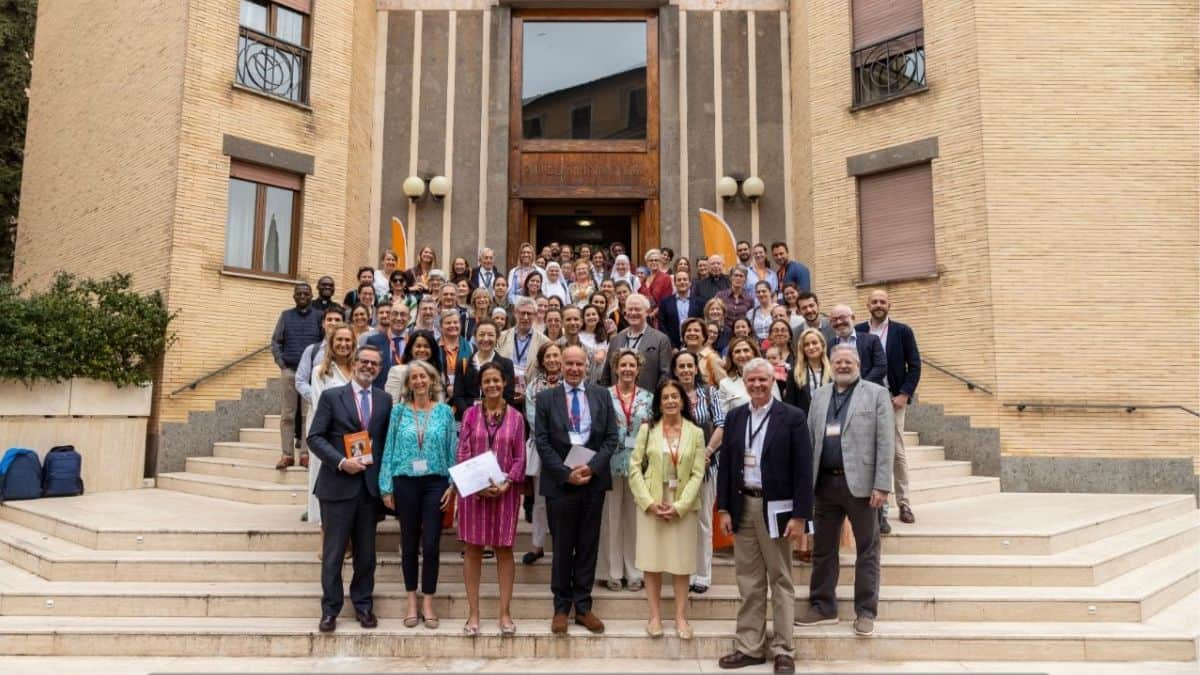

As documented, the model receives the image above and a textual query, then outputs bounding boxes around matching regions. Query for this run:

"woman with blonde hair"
[373,249,400,298]
[718,336,776,412]
[783,328,832,414]
[304,325,356,527]
[568,259,596,308]
[702,298,731,356]
[379,359,456,630]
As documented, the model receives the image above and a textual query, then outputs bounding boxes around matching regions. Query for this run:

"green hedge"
[0,273,176,386]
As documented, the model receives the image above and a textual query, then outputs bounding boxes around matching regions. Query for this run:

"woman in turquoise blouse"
[379,359,456,630]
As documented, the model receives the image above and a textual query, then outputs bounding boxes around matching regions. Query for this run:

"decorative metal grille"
[852,29,926,108]
[236,26,310,104]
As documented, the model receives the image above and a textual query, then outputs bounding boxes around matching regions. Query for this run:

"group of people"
[269,238,922,674]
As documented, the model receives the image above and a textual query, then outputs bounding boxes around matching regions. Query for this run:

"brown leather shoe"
[550,613,569,635]
[774,655,795,674]
[299,453,310,468]
[574,611,605,633]
[275,455,294,470]
[717,651,766,669]
[899,504,915,524]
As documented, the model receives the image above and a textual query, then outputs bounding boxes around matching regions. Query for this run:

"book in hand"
[343,430,373,465]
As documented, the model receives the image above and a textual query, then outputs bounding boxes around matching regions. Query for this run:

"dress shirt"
[673,294,691,334]
[565,382,593,446]
[836,332,858,348]
[868,318,890,344]
[743,399,773,488]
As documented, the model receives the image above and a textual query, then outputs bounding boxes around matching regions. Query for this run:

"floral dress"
[608,386,654,477]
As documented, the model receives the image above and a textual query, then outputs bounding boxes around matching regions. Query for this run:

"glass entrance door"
[528,204,639,261]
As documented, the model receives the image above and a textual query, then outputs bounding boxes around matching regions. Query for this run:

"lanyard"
[443,343,459,374]
[747,407,770,447]
[831,381,858,418]
[483,406,505,451]
[664,427,681,466]
[514,333,532,364]
[807,366,822,394]
[412,406,430,452]
[627,332,644,351]
[613,386,635,427]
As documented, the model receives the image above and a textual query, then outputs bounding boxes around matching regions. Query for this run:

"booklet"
[766,499,794,539]
[342,430,373,465]
[564,444,596,469]
[448,451,508,498]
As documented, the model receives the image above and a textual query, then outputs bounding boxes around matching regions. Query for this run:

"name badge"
[825,422,841,437]
[624,435,637,450]
[412,459,429,473]
[668,479,678,489]
[569,432,585,446]
[743,455,758,468]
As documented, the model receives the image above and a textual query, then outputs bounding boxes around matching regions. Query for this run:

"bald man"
[827,304,886,386]
[694,254,731,307]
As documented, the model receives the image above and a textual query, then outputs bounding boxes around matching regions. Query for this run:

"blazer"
[599,326,672,392]
[828,331,887,386]
[306,383,390,502]
[496,327,550,385]
[716,400,814,532]
[627,421,707,517]
[533,381,619,498]
[454,353,519,414]
[658,293,702,349]
[781,372,815,414]
[807,379,894,498]
[469,265,504,292]
[855,319,921,400]
[363,330,405,389]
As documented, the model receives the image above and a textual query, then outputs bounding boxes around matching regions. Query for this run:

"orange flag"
[698,208,737,263]
[390,217,408,269]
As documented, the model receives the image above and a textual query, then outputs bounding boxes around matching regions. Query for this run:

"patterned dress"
[455,403,526,547]
[608,386,654,477]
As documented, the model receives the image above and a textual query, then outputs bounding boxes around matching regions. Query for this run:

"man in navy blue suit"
[363,300,409,389]
[827,305,887,386]
[857,289,921,529]
[658,270,702,349]
[306,345,391,633]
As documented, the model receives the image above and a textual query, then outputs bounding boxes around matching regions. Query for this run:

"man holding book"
[306,345,391,633]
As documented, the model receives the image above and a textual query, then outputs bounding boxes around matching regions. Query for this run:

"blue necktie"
[357,389,371,431]
[570,388,582,433]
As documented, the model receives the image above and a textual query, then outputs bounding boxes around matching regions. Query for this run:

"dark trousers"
[319,489,378,617]
[545,486,606,616]
[393,474,449,594]
[809,472,881,619]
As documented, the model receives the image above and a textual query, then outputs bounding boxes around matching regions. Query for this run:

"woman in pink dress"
[456,361,526,637]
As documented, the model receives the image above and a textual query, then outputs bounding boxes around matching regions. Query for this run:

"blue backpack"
[0,448,43,502]
[42,446,84,498]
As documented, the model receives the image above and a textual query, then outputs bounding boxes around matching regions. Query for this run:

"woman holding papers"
[600,349,653,592]
[627,379,707,639]
[378,359,456,630]
[455,361,526,636]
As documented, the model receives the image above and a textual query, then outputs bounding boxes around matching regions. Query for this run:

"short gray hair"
[742,357,774,378]
[513,296,537,312]
[624,293,651,311]
[830,343,860,363]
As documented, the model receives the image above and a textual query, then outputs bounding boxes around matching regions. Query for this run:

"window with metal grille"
[851,0,926,108]
[236,0,312,105]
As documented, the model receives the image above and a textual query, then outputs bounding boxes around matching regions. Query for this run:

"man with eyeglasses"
[497,296,550,401]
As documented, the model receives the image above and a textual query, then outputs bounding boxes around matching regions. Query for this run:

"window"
[523,116,543,139]
[851,0,926,107]
[225,160,303,276]
[570,104,592,139]
[627,87,646,128]
[236,0,312,104]
[857,162,935,283]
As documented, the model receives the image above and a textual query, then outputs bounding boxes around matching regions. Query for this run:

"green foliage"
[0,272,176,386]
[0,0,36,282]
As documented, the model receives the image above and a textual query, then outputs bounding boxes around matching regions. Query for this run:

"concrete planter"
[0,379,151,417]
[0,380,72,416]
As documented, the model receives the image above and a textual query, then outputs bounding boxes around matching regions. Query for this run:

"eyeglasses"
[358,360,382,368]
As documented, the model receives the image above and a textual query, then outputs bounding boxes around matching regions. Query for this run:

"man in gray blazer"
[795,343,894,638]
[598,293,671,392]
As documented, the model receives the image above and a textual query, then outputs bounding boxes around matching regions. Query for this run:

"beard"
[834,372,858,387]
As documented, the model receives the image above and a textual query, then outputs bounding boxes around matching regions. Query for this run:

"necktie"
[357,389,371,431]
[484,271,492,288]
[391,336,403,359]
[570,388,582,433]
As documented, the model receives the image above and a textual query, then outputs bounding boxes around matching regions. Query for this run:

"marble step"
[0,511,1193,588]
[184,456,308,486]
[0,611,1191,661]
[904,460,973,482]
[155,473,306,506]
[898,475,999,505]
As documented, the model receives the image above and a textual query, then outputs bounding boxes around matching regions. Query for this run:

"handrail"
[920,358,994,396]
[169,344,273,397]
[1005,402,1200,417]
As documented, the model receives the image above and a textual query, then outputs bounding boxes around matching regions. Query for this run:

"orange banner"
[390,217,408,269]
[698,208,736,264]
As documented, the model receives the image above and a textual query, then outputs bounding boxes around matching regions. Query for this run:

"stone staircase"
[0,415,1195,663]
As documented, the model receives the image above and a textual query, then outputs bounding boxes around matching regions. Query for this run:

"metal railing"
[236,26,311,104]
[169,344,273,398]
[852,28,926,108]
[1006,402,1200,417]
[920,357,994,396]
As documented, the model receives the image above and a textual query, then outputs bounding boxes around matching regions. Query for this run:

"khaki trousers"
[279,368,299,458]
[733,495,795,658]
[884,406,910,514]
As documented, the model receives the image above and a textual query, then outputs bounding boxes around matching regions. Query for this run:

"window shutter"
[230,159,303,191]
[852,0,924,49]
[858,163,936,283]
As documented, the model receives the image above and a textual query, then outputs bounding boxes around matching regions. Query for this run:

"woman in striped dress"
[456,361,526,636]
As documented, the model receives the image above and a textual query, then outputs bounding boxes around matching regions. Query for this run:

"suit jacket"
[496,327,550,386]
[658,293,702,349]
[307,383,390,502]
[807,379,894,498]
[782,372,816,414]
[363,331,404,389]
[469,265,504,292]
[828,331,887,386]
[855,320,921,400]
[533,382,619,498]
[599,326,672,392]
[627,421,707,517]
[716,400,814,532]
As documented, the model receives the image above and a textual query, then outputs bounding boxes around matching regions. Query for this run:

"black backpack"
[0,448,43,502]
[41,446,84,498]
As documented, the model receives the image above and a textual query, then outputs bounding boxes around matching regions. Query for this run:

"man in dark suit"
[827,304,887,386]
[362,300,409,389]
[306,345,391,633]
[857,289,921,529]
[534,344,619,636]
[716,358,813,675]
[659,269,702,349]
[599,294,672,392]
[468,247,504,296]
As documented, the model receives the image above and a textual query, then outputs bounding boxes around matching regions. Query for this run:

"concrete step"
[902,430,919,446]
[905,445,945,463]
[0,614,1190,661]
[901,475,1000,505]
[185,456,308,486]
[1,511,1193,588]
[905,460,973,482]
[212,441,284,463]
[155,473,307,506]
[1,543,1193,623]
[238,428,279,445]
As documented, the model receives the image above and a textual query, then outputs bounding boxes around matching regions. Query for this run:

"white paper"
[564,444,596,469]
[766,499,794,539]
[449,451,509,498]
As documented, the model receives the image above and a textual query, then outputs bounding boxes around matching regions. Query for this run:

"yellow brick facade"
[791,0,1199,466]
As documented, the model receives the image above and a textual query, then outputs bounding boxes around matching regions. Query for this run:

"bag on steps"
[0,448,44,502]
[42,445,84,498]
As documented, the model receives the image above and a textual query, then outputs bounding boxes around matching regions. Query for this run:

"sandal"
[402,613,421,628]
[499,621,517,636]
[463,621,480,637]
[627,580,644,592]
[603,579,622,592]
